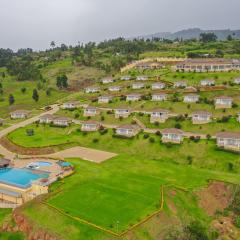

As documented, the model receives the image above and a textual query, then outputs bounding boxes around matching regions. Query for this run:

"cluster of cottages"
[85,77,240,97]
[87,92,234,109]
[173,58,240,72]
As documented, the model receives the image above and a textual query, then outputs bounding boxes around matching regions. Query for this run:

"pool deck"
[13,159,64,179]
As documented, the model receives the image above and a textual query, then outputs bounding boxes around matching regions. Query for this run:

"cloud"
[0,0,239,50]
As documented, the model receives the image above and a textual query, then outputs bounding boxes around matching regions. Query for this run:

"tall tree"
[8,94,15,105]
[199,33,217,43]
[32,89,39,102]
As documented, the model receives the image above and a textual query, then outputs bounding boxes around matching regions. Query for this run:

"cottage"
[234,78,240,84]
[121,76,132,81]
[161,128,184,144]
[84,107,99,117]
[85,86,100,93]
[81,121,100,132]
[115,108,131,118]
[149,109,169,123]
[183,94,199,103]
[173,58,240,72]
[108,86,121,92]
[98,96,112,103]
[126,94,141,102]
[53,117,71,127]
[116,125,140,137]
[10,110,29,119]
[152,82,165,90]
[101,77,114,84]
[191,111,212,124]
[62,101,79,110]
[152,93,167,101]
[39,114,54,124]
[132,82,145,89]
[174,81,187,88]
[136,75,148,81]
[216,132,240,151]
[215,96,233,109]
[200,79,215,86]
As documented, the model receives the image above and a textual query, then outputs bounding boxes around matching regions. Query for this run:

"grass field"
[8,125,240,173]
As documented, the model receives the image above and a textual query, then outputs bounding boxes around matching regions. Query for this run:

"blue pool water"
[0,168,48,189]
[35,161,52,167]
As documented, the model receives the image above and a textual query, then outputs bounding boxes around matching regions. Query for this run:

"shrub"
[149,137,155,143]
[74,113,80,118]
[175,123,182,129]
[92,138,99,143]
[235,216,240,228]
[143,134,149,139]
[26,129,34,136]
[155,131,161,136]
[101,116,105,121]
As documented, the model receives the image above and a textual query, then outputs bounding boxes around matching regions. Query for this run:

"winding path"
[0,104,60,159]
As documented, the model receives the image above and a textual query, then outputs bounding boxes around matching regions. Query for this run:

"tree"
[227,34,233,41]
[50,41,55,48]
[32,89,39,102]
[9,94,15,105]
[21,87,26,94]
[199,33,217,43]
[56,74,68,89]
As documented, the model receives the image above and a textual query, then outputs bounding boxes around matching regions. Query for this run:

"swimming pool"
[35,161,52,167]
[0,168,48,189]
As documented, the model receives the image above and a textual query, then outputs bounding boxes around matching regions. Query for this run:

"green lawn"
[8,125,240,174]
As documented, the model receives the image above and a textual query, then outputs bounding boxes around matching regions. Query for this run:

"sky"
[0,0,239,50]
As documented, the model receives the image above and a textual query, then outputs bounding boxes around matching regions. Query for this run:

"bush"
[26,129,34,136]
[155,131,161,136]
[235,216,240,228]
[143,134,149,139]
[175,123,182,129]
[92,138,99,143]
[74,113,80,118]
[149,137,155,143]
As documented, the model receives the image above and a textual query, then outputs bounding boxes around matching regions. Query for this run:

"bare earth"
[45,146,117,163]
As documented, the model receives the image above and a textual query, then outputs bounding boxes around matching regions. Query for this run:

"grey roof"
[216,132,240,139]
[162,128,184,135]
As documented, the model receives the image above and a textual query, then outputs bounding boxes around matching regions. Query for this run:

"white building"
[85,87,100,93]
[108,86,121,92]
[174,81,187,88]
[53,117,71,127]
[132,82,145,89]
[116,125,140,137]
[62,101,79,110]
[115,108,131,118]
[183,94,199,103]
[98,96,112,104]
[81,121,100,132]
[216,132,240,151]
[200,79,215,86]
[121,76,132,81]
[161,128,184,144]
[126,94,141,102]
[136,75,148,81]
[84,107,99,117]
[191,111,212,124]
[101,77,114,84]
[39,114,54,124]
[152,93,167,101]
[10,110,29,119]
[151,82,165,90]
[234,78,240,84]
[149,109,169,123]
[215,96,233,109]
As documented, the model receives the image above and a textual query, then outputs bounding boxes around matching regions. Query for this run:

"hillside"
[136,28,240,40]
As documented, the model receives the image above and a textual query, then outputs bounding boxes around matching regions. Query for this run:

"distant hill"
[134,28,240,40]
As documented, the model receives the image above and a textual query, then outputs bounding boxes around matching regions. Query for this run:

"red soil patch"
[211,216,240,240]
[0,137,54,155]
[196,181,233,216]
